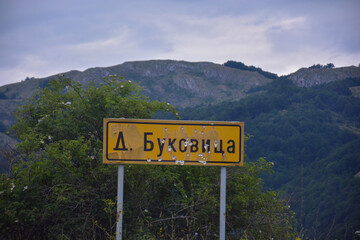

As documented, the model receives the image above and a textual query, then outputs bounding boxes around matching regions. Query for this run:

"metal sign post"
[220,166,227,240]
[116,165,124,240]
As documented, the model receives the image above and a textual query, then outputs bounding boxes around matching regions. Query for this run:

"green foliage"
[0,75,296,239]
[181,77,360,239]
[121,159,297,239]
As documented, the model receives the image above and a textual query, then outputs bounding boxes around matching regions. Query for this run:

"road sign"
[103,118,244,166]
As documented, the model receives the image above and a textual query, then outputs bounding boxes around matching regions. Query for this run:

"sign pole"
[220,166,227,240]
[116,165,124,240]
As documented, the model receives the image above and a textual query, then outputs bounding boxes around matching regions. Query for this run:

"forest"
[181,77,360,239]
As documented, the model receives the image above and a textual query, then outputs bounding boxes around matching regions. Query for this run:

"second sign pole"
[220,166,227,240]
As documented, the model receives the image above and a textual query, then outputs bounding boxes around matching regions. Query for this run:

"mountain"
[2,60,360,133]
[0,60,273,132]
[1,60,360,238]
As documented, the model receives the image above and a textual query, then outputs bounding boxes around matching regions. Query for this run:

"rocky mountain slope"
[0,60,273,130]
[287,65,360,87]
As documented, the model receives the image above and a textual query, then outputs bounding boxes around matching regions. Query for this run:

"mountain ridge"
[0,60,275,132]
[2,60,359,101]
[287,65,360,87]
[1,60,360,134]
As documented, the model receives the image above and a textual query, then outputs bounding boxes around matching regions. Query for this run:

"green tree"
[0,75,297,239]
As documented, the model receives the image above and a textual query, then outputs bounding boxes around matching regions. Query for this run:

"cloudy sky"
[0,0,359,86]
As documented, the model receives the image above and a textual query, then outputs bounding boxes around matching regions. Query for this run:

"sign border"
[104,119,244,166]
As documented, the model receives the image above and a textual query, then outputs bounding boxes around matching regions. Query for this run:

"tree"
[309,63,335,69]
[326,63,335,69]
[0,75,297,239]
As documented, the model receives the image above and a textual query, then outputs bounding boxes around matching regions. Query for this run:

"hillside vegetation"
[181,77,360,239]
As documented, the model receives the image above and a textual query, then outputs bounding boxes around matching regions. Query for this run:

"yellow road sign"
[103,119,244,166]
